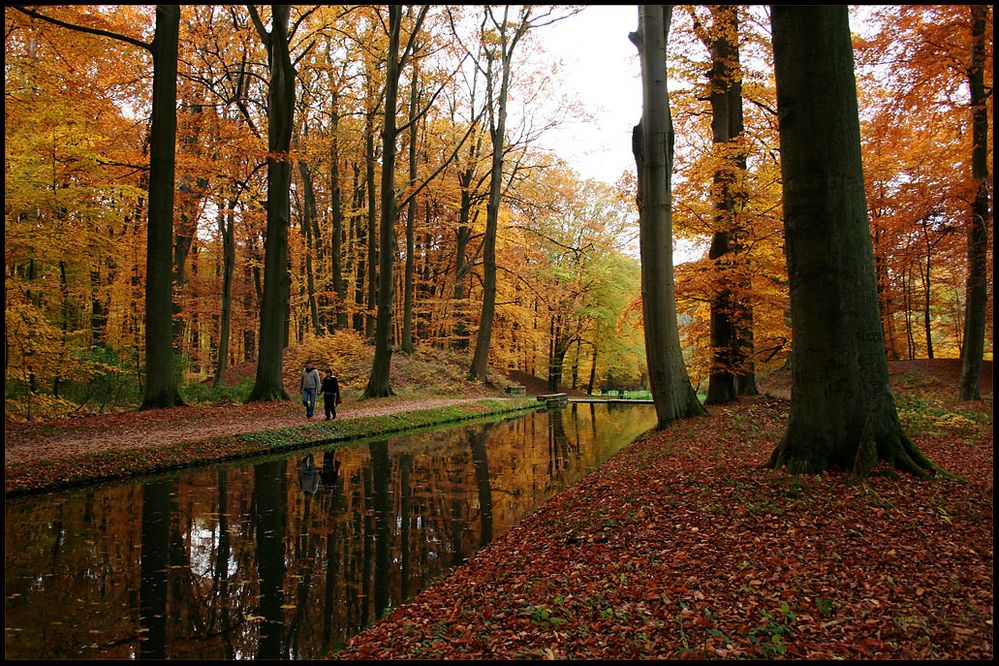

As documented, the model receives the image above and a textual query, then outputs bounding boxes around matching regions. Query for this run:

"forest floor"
[2,358,993,658]
[338,359,993,660]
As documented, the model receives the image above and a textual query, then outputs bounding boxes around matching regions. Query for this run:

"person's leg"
[306,388,316,418]
[324,394,333,420]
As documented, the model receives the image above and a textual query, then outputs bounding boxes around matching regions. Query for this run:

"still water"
[4,403,655,660]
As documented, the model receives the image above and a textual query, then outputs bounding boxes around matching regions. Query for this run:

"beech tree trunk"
[364,5,402,398]
[586,346,598,395]
[452,157,478,350]
[328,92,349,331]
[365,120,378,339]
[248,5,294,402]
[766,5,943,478]
[470,6,528,384]
[141,5,183,409]
[401,63,420,355]
[213,196,235,389]
[172,103,207,359]
[703,5,751,405]
[958,4,990,401]
[630,5,705,428]
[298,158,321,335]
[352,162,366,333]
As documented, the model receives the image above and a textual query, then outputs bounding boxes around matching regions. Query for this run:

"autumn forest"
[4,6,993,426]
[4,4,995,661]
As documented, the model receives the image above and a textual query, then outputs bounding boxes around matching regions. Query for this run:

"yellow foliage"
[5,394,82,424]
[286,331,372,379]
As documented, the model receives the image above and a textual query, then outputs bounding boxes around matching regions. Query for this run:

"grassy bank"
[5,398,536,497]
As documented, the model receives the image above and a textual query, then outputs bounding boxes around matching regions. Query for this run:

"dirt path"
[4,397,485,467]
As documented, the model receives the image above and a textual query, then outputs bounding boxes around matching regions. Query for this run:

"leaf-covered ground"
[339,363,992,660]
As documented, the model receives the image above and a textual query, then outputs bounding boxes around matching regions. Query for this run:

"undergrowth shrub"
[5,345,143,422]
[284,331,373,395]
[182,378,255,405]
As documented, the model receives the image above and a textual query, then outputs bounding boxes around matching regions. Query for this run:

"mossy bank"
[5,398,536,497]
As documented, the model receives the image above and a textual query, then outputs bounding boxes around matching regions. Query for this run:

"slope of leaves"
[338,375,992,660]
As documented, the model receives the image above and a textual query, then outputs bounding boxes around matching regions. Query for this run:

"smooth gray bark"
[631,5,705,428]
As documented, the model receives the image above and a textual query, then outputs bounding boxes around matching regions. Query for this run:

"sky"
[528,5,705,262]
[531,5,643,185]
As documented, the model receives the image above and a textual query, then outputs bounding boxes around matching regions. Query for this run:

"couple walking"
[300,360,341,420]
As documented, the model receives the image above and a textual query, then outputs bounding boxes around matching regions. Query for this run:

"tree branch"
[13,5,151,53]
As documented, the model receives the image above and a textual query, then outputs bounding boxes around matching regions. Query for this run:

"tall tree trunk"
[365,124,378,339]
[213,196,236,388]
[141,5,183,409]
[298,159,321,336]
[873,223,901,360]
[571,336,581,390]
[329,92,349,331]
[452,129,481,350]
[90,263,106,347]
[766,5,943,478]
[548,334,570,393]
[702,5,749,405]
[365,5,403,398]
[586,345,598,395]
[401,62,420,354]
[248,5,294,402]
[958,4,990,401]
[452,174,474,350]
[352,162,366,333]
[920,229,934,359]
[470,6,528,384]
[630,5,705,428]
[172,103,206,360]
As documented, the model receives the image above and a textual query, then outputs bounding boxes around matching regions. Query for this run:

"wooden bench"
[536,392,568,406]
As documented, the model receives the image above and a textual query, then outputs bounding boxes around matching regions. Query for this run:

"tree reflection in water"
[4,404,655,660]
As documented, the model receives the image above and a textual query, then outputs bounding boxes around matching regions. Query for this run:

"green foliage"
[816,598,835,617]
[524,603,567,628]
[180,378,255,405]
[5,343,142,422]
[748,603,796,658]
[894,392,989,436]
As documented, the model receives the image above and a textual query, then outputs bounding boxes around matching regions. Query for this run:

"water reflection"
[5,404,655,660]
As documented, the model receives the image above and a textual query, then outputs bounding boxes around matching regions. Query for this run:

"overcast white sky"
[532,5,642,185]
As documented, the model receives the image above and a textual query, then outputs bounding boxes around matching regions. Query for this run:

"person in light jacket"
[300,360,321,419]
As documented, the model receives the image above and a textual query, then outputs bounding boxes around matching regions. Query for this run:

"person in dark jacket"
[321,369,341,420]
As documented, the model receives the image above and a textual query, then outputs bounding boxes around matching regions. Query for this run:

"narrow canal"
[4,402,656,660]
